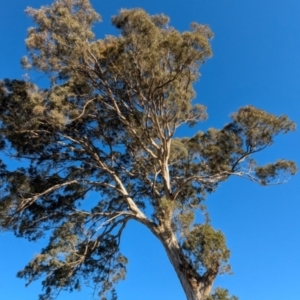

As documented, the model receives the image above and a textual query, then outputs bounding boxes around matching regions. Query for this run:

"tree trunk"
[156,229,214,300]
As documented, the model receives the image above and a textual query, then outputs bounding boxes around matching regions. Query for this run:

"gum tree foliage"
[0,1,296,299]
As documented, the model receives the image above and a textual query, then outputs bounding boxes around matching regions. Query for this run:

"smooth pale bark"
[161,232,213,300]
[145,219,215,300]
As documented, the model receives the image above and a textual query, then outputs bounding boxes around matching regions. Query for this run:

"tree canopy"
[0,1,296,299]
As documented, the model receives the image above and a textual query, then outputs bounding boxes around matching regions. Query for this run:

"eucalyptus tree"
[0,1,296,300]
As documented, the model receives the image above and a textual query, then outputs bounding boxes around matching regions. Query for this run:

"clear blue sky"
[1,0,300,299]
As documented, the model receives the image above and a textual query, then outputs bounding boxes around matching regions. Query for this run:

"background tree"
[0,1,296,299]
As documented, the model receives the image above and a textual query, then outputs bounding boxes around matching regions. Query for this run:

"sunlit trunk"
[155,228,213,300]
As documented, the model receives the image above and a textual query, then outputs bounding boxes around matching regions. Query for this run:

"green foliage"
[206,288,238,300]
[17,220,127,300]
[0,0,296,299]
[183,224,231,275]
[23,0,101,72]
[255,159,297,185]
